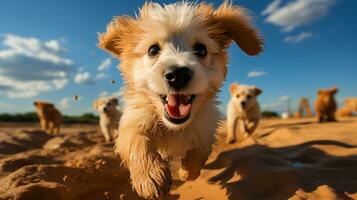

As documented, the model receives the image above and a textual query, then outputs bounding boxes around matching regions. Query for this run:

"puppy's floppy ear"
[229,83,239,94]
[33,101,38,106]
[252,86,262,96]
[98,16,137,57]
[212,2,263,55]
[110,98,119,106]
[93,100,99,111]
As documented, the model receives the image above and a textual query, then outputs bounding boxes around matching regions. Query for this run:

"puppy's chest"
[153,131,196,160]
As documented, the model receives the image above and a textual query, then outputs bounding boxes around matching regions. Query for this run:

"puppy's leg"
[116,129,171,199]
[48,121,55,134]
[317,112,323,123]
[237,120,249,141]
[244,119,259,135]
[102,126,111,142]
[226,117,238,144]
[44,120,50,133]
[327,112,336,122]
[179,148,207,181]
[55,124,60,134]
[40,119,46,131]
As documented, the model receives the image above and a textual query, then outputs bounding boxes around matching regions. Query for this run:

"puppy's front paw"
[178,167,200,181]
[130,158,172,199]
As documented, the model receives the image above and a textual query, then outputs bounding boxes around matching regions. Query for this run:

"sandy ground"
[0,118,356,200]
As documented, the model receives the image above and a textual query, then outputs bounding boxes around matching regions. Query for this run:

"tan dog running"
[314,87,338,122]
[98,2,263,198]
[337,97,357,117]
[34,101,62,134]
[226,83,262,143]
[93,97,122,142]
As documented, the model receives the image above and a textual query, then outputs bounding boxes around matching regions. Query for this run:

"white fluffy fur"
[226,83,262,143]
[98,1,263,198]
[93,97,122,142]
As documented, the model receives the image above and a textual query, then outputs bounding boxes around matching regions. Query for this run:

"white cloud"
[279,95,291,101]
[284,32,313,43]
[111,90,123,98]
[98,91,109,97]
[99,89,123,98]
[262,95,291,112]
[59,97,71,109]
[262,0,335,32]
[96,73,108,79]
[0,102,12,108]
[247,70,266,78]
[0,34,72,98]
[261,0,282,16]
[44,40,64,52]
[98,58,112,71]
[74,71,94,84]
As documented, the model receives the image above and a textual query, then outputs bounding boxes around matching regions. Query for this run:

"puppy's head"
[317,86,338,102]
[93,97,118,114]
[229,83,262,111]
[98,2,263,129]
[34,101,54,116]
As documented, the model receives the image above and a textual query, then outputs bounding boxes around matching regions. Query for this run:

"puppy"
[34,101,62,134]
[345,98,357,111]
[226,83,262,143]
[98,2,263,198]
[337,98,357,117]
[336,106,353,117]
[93,97,122,142]
[314,87,338,122]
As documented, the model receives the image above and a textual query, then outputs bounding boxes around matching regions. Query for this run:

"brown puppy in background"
[93,97,122,142]
[34,101,63,134]
[337,98,357,117]
[226,83,262,143]
[98,1,263,198]
[314,87,338,122]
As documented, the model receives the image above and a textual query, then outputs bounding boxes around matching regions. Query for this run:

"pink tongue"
[166,95,191,119]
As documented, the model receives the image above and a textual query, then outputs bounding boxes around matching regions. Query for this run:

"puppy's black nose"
[164,66,193,91]
[241,101,246,106]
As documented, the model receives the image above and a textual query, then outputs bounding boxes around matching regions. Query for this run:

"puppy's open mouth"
[160,94,196,124]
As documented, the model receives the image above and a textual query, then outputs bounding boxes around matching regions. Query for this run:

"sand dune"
[0,118,356,199]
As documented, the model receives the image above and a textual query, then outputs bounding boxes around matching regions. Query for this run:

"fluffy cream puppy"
[226,83,262,143]
[93,97,122,142]
[98,2,263,198]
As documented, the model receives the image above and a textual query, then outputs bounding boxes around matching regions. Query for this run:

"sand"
[0,118,356,200]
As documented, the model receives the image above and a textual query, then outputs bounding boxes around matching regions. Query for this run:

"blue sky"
[0,0,356,115]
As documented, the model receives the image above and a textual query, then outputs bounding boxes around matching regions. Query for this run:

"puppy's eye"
[247,95,252,99]
[193,43,207,57]
[148,44,160,56]
[236,95,240,98]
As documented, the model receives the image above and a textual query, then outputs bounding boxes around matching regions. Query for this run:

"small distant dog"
[345,98,357,111]
[33,101,62,134]
[314,87,338,122]
[93,97,122,142]
[226,83,262,143]
[98,2,263,198]
[336,98,357,117]
[336,106,353,117]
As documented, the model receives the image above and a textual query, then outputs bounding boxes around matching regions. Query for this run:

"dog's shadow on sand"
[204,140,357,200]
